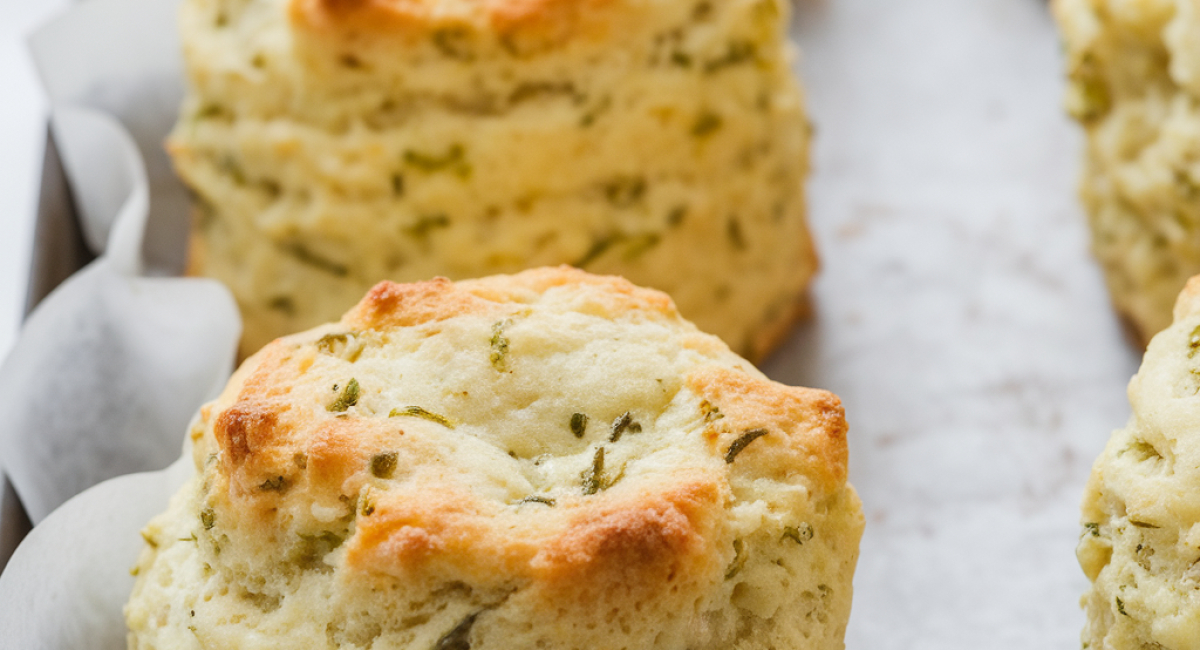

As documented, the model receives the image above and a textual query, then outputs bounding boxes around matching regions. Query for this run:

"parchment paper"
[0,0,1147,648]
[0,0,239,526]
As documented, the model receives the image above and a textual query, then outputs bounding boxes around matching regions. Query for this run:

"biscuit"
[124,267,863,650]
[1077,274,1200,649]
[1053,0,1200,343]
[169,0,817,361]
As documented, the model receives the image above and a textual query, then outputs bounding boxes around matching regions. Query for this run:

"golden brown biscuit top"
[192,267,847,589]
[289,0,624,47]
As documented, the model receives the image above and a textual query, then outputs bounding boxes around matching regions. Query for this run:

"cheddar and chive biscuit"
[125,267,863,650]
[1055,0,1200,343]
[170,0,817,360]
[1078,275,1200,649]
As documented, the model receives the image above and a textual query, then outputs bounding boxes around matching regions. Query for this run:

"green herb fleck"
[574,234,618,268]
[1083,522,1100,538]
[179,533,198,543]
[580,96,612,127]
[700,400,724,422]
[295,531,346,568]
[667,206,687,227]
[140,530,158,548]
[603,176,647,207]
[509,81,580,104]
[570,412,589,438]
[609,411,640,442]
[783,523,814,545]
[725,428,768,463]
[704,40,757,72]
[404,213,451,242]
[268,295,296,315]
[490,319,513,370]
[691,111,723,137]
[432,27,474,61]
[317,332,350,353]
[259,476,288,492]
[391,173,405,196]
[725,538,747,579]
[517,495,557,507]
[1116,596,1128,616]
[582,446,606,495]
[435,611,480,650]
[404,144,471,179]
[670,51,692,67]
[727,218,746,250]
[327,378,360,412]
[280,242,349,276]
[294,453,308,469]
[389,406,456,428]
[1066,54,1111,124]
[361,492,376,516]
[200,508,215,530]
[371,452,399,479]
[622,233,660,260]
[1189,324,1200,358]
[1130,520,1160,529]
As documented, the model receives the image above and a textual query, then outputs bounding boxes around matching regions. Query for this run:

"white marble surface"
[760,0,1143,646]
[0,0,1157,645]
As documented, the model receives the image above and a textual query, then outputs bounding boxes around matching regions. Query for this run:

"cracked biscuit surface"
[1078,275,1200,649]
[124,267,863,650]
[172,0,817,360]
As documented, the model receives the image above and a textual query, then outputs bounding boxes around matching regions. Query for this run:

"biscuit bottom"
[125,268,862,650]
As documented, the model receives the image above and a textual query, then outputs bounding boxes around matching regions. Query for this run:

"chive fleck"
[1083,522,1100,537]
[570,412,589,438]
[435,612,480,650]
[490,319,513,370]
[609,411,639,442]
[371,452,399,479]
[1130,520,1160,529]
[783,523,814,545]
[316,332,350,353]
[725,428,768,463]
[327,378,360,412]
[404,144,471,179]
[700,399,724,422]
[1189,324,1200,358]
[280,241,349,276]
[389,406,456,428]
[267,295,296,315]
[603,176,647,207]
[582,446,606,495]
[259,476,288,492]
[404,214,451,243]
[725,538,747,579]
[704,40,757,73]
[691,111,723,137]
[727,217,746,251]
[200,508,215,530]
[1116,596,1128,616]
[517,495,556,507]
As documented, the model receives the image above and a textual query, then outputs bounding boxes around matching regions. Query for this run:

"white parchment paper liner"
[0,0,239,525]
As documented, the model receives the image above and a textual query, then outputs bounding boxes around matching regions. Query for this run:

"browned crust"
[345,267,678,331]
[344,473,724,595]
[687,365,848,493]
[288,0,621,45]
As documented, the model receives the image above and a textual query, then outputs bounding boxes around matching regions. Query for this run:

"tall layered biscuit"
[124,267,863,650]
[1078,275,1200,649]
[170,0,817,360]
[1055,0,1200,343]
